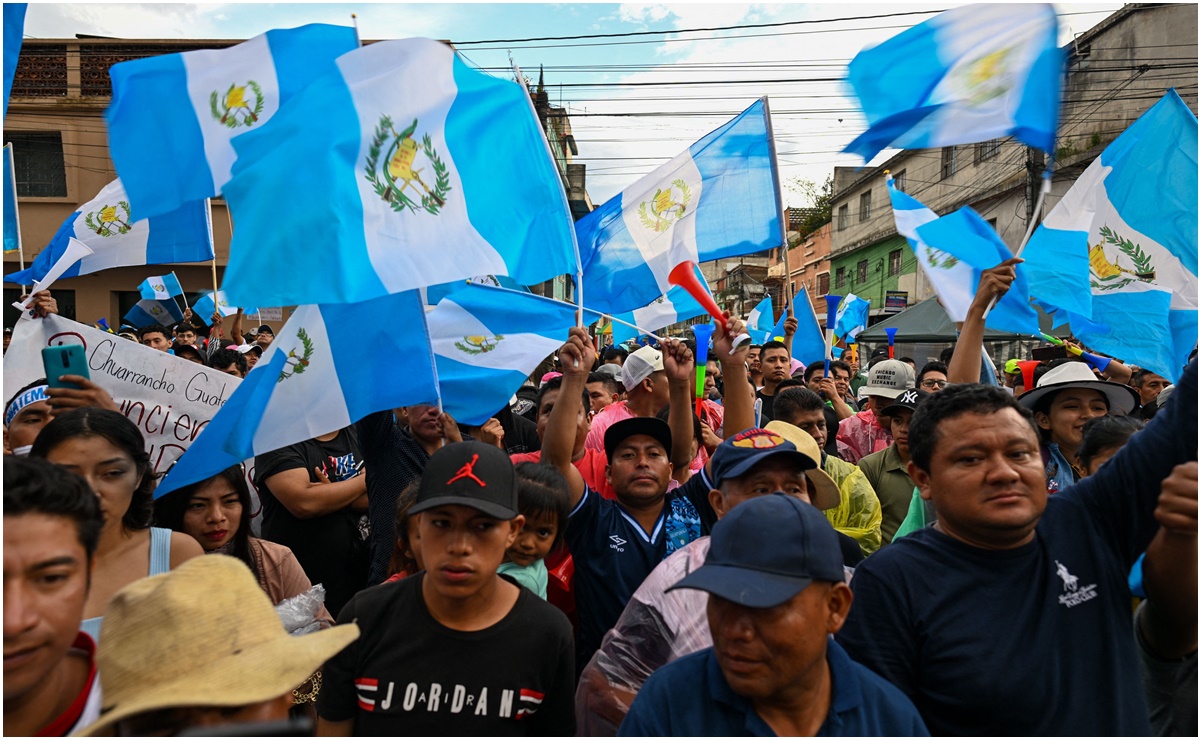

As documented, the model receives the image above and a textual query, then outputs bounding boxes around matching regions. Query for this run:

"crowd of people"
[3,260,1196,737]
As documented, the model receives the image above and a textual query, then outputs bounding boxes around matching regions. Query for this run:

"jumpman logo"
[447,454,486,487]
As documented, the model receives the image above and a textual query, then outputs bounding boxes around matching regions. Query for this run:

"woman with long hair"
[30,408,202,641]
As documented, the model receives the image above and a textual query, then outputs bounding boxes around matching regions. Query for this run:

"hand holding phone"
[42,345,90,391]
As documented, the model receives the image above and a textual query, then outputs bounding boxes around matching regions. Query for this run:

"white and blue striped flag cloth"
[746,295,774,345]
[832,294,871,341]
[124,298,185,329]
[427,283,600,426]
[137,273,184,301]
[578,98,783,316]
[887,176,976,322]
[194,290,255,320]
[106,24,358,221]
[4,179,212,286]
[220,37,578,309]
[155,290,440,499]
[610,271,712,346]
[844,4,1062,162]
[1024,90,1198,381]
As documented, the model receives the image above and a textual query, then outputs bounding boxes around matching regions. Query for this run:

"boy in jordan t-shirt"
[317,441,576,736]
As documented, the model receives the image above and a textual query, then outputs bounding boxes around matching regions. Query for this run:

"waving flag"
[106,24,357,221]
[124,298,185,329]
[578,98,782,315]
[4,145,20,254]
[833,294,871,341]
[887,176,976,322]
[747,295,775,344]
[3,4,25,120]
[194,290,254,320]
[844,4,1061,162]
[428,284,600,426]
[220,37,578,309]
[1024,90,1198,381]
[4,179,212,285]
[779,286,827,364]
[609,265,712,345]
[424,274,529,308]
[914,206,1040,335]
[138,273,184,301]
[155,290,440,499]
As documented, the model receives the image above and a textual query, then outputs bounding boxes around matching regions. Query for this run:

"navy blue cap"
[603,416,672,462]
[709,428,816,488]
[667,493,844,608]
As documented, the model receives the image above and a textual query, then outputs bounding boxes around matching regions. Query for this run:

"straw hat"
[762,421,842,511]
[1017,361,1138,415]
[77,555,359,736]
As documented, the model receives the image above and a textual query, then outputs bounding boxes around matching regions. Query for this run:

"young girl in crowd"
[29,408,202,642]
[1077,414,1146,476]
[153,465,333,626]
[496,462,570,599]
[384,480,423,582]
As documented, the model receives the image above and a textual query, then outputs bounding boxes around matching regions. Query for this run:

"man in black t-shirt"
[254,426,368,615]
[317,441,576,736]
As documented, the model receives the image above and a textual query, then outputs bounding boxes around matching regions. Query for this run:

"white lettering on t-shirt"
[451,684,466,713]
[499,689,514,718]
[475,688,488,716]
[403,683,418,711]
[380,682,394,711]
[428,683,442,712]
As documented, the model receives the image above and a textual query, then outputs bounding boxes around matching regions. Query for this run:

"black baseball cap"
[603,416,672,461]
[667,492,844,608]
[878,388,930,418]
[409,441,518,519]
[256,324,275,335]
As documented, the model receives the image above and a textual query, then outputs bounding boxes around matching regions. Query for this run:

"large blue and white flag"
[747,295,775,345]
[220,37,578,309]
[106,24,358,221]
[578,98,783,315]
[428,284,600,426]
[832,294,871,341]
[3,4,25,120]
[194,290,255,320]
[155,290,440,498]
[137,272,184,301]
[887,175,976,322]
[4,179,213,285]
[609,267,711,346]
[844,4,1062,162]
[779,286,828,364]
[914,206,1040,335]
[1024,90,1198,381]
[124,298,185,329]
[3,144,19,254]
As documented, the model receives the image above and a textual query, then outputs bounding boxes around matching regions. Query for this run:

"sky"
[24,2,1125,205]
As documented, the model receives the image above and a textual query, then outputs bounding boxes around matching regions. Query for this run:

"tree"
[785,174,834,238]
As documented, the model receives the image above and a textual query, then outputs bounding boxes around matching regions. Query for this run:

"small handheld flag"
[823,295,842,378]
[138,273,184,302]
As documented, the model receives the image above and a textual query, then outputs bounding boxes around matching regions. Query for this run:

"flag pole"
[351,13,362,47]
[762,96,793,320]
[6,144,27,291]
[980,168,1051,319]
[597,312,666,343]
[206,198,219,301]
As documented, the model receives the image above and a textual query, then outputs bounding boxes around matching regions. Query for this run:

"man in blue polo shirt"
[619,493,927,736]
[544,322,752,673]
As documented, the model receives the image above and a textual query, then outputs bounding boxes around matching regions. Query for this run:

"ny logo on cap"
[447,454,486,487]
[898,389,920,405]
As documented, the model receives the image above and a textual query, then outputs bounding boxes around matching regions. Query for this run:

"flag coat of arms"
[155,290,440,499]
[4,179,212,285]
[1023,90,1198,381]
[427,284,600,426]
[124,298,185,329]
[832,294,871,341]
[138,273,184,301]
[578,98,783,316]
[106,23,358,221]
[887,176,976,322]
[194,290,254,319]
[844,3,1062,162]
[219,37,578,309]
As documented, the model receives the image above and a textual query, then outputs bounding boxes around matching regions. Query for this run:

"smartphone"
[41,345,90,390]
[1031,346,1068,363]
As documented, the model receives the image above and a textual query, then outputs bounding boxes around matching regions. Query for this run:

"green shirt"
[497,559,548,599]
[856,444,915,545]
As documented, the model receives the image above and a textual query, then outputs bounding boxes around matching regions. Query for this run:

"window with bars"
[975,139,1000,164]
[837,204,849,231]
[888,249,903,276]
[857,260,868,284]
[817,272,829,295]
[835,267,846,288]
[941,146,958,180]
[858,191,872,222]
[3,132,67,197]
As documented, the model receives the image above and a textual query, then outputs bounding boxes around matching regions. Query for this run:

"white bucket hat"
[1017,361,1138,414]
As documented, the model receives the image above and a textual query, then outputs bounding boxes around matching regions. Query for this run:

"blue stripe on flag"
[791,287,828,365]
[266,25,359,99]
[3,4,26,121]
[437,354,530,425]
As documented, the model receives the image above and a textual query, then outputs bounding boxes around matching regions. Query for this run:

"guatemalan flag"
[155,290,440,499]
[578,98,783,316]
[832,294,871,341]
[4,179,212,285]
[3,4,25,120]
[610,265,712,346]
[106,24,358,221]
[844,4,1062,162]
[220,37,578,309]
[124,298,184,329]
[138,273,184,301]
[746,295,774,345]
[887,175,976,322]
[1023,90,1198,381]
[427,284,600,426]
[779,286,827,365]
[193,290,254,320]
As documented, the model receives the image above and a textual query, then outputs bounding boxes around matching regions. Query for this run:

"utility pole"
[1025,145,1046,228]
